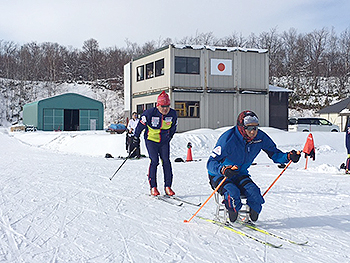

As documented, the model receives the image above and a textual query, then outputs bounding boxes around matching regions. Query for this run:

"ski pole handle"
[263,160,292,197]
[184,177,227,223]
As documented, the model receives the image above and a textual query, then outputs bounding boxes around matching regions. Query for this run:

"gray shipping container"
[124,44,269,132]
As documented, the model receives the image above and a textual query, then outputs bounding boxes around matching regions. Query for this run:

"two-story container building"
[124,44,270,132]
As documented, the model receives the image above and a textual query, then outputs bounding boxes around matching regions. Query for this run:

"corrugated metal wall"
[172,48,202,88]
[240,52,268,91]
[206,93,235,129]
[239,94,268,126]
[126,45,270,132]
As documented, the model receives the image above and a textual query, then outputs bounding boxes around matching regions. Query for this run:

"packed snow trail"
[1,128,350,262]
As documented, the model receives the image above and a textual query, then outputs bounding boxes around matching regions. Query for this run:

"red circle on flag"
[218,63,225,72]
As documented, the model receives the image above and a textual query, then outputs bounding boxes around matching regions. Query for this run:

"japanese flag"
[211,59,232,76]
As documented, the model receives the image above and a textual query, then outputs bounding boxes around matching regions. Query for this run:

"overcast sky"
[1,0,349,50]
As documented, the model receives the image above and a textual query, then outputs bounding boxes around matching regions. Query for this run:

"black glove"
[288,150,301,163]
[132,137,140,144]
[221,165,239,179]
[305,149,315,161]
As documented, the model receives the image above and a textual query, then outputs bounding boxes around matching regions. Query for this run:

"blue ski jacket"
[134,107,177,144]
[207,126,289,178]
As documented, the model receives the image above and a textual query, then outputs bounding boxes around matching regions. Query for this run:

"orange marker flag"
[303,133,316,169]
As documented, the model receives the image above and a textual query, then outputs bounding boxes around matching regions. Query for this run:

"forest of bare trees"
[1,27,350,109]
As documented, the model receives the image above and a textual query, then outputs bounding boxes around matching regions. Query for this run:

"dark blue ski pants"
[145,140,173,189]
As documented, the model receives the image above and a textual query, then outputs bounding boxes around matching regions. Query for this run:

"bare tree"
[221,32,247,47]
[82,38,103,81]
[1,41,17,79]
[305,28,329,91]
[257,28,284,79]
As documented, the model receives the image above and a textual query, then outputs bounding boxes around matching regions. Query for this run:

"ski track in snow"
[0,128,350,262]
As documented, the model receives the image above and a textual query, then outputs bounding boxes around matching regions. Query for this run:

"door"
[90,119,97,130]
[64,109,79,131]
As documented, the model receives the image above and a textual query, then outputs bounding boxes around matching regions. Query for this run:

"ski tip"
[184,220,189,223]
[295,240,309,246]
[274,244,283,248]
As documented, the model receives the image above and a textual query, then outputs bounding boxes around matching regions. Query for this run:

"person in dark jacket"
[345,123,350,174]
[134,91,178,196]
[207,110,301,222]
[126,112,141,158]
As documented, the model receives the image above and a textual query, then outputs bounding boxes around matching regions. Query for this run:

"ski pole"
[109,147,137,181]
[304,155,308,170]
[184,177,227,223]
[262,160,292,197]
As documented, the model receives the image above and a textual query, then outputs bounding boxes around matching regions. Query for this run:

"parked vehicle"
[288,117,340,132]
[106,123,127,134]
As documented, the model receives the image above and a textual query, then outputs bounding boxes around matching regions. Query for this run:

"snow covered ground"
[1,127,349,262]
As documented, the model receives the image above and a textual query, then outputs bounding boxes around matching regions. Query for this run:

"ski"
[153,195,183,206]
[116,155,147,160]
[197,216,282,248]
[168,196,202,207]
[237,221,308,245]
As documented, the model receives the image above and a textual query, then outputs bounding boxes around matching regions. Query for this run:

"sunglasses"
[160,105,170,108]
[244,125,259,131]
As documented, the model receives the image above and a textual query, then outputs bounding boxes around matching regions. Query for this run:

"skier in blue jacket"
[134,91,178,196]
[207,110,301,222]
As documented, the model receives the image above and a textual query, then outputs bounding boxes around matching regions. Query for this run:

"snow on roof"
[172,44,268,54]
[340,108,350,114]
[318,97,350,114]
[268,85,293,92]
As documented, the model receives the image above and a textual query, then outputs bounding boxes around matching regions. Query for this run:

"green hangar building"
[23,93,104,131]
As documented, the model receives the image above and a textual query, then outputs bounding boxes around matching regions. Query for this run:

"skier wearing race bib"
[134,91,178,196]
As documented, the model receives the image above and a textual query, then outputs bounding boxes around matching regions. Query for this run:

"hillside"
[0,77,328,129]
[0,78,124,127]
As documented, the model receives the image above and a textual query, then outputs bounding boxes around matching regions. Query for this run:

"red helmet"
[157,91,170,106]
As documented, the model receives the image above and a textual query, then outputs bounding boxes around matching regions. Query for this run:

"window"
[297,119,310,125]
[155,59,164,77]
[288,118,297,125]
[136,104,144,114]
[146,62,154,79]
[137,65,144,81]
[175,57,200,74]
[146,103,154,110]
[175,101,200,118]
[136,58,165,81]
[319,119,331,125]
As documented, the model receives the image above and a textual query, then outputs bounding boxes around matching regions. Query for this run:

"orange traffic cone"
[186,142,193,162]
[303,133,315,169]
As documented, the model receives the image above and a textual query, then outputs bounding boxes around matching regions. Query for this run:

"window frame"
[175,56,200,75]
[174,56,200,75]
[175,101,200,118]
[146,62,154,79]
[136,104,144,115]
[145,103,154,110]
[155,59,164,77]
[136,65,145,81]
